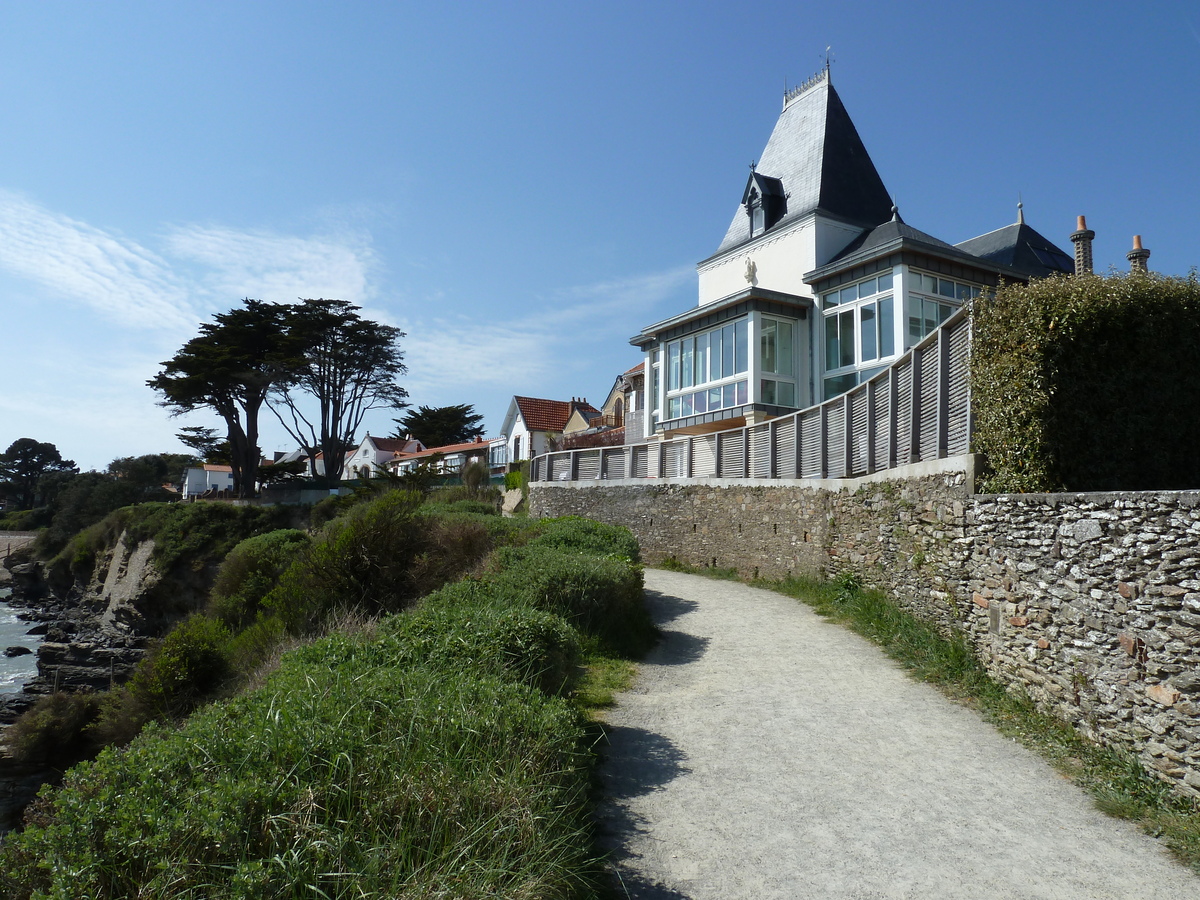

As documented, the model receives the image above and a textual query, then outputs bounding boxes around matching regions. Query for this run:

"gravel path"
[595,569,1200,899]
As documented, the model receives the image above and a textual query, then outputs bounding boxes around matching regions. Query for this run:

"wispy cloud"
[0,190,195,330]
[0,189,385,332]
[401,265,693,398]
[164,225,378,308]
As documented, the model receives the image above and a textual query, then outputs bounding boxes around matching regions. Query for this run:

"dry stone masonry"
[531,457,1200,799]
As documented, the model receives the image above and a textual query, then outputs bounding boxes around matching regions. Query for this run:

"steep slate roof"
[512,396,600,432]
[955,221,1074,279]
[714,70,893,255]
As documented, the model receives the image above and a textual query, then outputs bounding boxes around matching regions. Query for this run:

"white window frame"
[663,318,749,422]
[821,270,899,399]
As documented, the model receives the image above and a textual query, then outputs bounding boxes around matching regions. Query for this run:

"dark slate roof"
[954,222,1075,278]
[804,210,1036,286]
[714,72,893,255]
[830,215,960,261]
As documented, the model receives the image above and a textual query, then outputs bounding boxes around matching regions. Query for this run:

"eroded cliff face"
[5,529,215,712]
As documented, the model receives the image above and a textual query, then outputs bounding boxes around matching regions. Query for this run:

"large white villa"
[630,65,1075,441]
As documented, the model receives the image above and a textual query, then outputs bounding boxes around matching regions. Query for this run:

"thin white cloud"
[0,190,195,330]
[400,265,693,398]
[164,224,378,307]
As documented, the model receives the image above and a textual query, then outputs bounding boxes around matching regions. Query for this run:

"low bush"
[384,595,583,694]
[263,490,430,633]
[488,544,652,656]
[122,614,234,721]
[7,693,102,769]
[209,529,311,628]
[525,515,641,562]
[120,502,300,572]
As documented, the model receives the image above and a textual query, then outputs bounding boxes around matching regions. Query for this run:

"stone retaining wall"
[531,456,1200,799]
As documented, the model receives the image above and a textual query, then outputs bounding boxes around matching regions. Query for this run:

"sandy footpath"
[595,568,1200,899]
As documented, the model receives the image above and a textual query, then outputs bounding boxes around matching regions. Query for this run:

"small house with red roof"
[385,437,502,478]
[499,396,600,464]
[346,434,426,479]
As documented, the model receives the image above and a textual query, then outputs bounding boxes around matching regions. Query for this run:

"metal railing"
[531,308,970,484]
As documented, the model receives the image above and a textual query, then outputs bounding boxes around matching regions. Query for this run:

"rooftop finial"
[749,160,757,173]
[1017,195,1024,225]
[783,60,830,109]
[824,46,834,81]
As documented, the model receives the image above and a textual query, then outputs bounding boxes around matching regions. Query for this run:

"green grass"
[1,507,651,899]
[658,555,741,581]
[738,569,1200,873]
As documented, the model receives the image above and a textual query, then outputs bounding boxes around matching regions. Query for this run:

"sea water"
[0,587,40,692]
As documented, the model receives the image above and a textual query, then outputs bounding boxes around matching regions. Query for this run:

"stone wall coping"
[977,490,1200,505]
[532,453,980,494]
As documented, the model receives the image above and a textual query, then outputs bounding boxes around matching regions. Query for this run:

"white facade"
[182,465,234,499]
[697,214,861,307]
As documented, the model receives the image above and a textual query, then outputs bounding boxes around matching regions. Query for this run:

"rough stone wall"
[531,462,1200,799]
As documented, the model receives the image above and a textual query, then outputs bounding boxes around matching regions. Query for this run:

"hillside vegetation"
[2,490,650,898]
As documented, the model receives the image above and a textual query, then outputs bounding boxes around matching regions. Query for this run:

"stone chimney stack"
[1070,215,1095,275]
[1127,235,1151,274]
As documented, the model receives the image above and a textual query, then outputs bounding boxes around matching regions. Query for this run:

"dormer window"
[748,188,765,238]
[742,172,785,241]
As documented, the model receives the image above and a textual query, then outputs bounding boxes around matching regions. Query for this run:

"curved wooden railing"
[530,308,970,483]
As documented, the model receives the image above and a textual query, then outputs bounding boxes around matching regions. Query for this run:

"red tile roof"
[368,436,422,453]
[391,438,495,462]
[514,396,600,432]
[623,361,645,376]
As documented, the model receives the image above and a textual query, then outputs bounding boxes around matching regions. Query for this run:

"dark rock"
[25,623,48,636]
[0,691,39,724]
[4,646,33,658]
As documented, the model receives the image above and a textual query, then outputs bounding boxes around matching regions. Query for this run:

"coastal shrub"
[209,529,311,628]
[263,489,429,633]
[310,491,357,528]
[488,544,651,656]
[34,473,148,557]
[7,692,101,768]
[971,272,1200,492]
[225,615,288,673]
[526,515,641,562]
[120,501,300,572]
[382,598,582,694]
[123,614,234,720]
[1,655,596,898]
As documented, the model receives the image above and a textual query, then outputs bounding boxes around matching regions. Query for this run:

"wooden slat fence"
[530,308,970,484]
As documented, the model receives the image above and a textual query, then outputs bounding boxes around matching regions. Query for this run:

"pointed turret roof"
[714,69,893,255]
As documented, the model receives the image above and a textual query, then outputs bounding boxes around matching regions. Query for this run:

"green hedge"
[971,272,1200,492]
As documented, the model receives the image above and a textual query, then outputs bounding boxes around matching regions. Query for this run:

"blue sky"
[2,1,1197,471]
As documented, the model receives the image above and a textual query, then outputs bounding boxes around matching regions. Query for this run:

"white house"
[499,396,600,465]
[346,434,425,479]
[387,437,501,477]
[631,64,1073,441]
[182,464,234,499]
